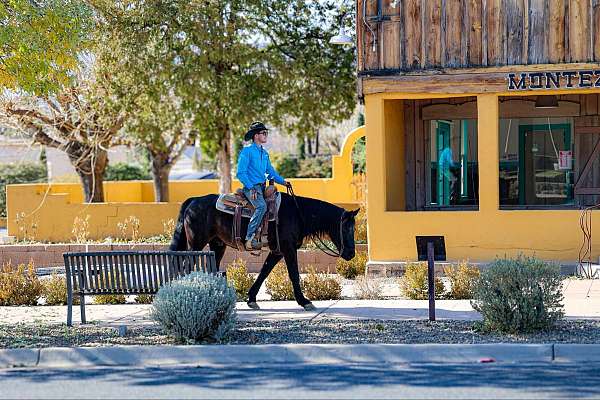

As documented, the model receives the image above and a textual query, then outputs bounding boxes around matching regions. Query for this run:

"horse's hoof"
[247,301,260,310]
[303,303,317,311]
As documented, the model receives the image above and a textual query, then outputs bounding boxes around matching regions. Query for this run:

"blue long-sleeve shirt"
[236,143,285,189]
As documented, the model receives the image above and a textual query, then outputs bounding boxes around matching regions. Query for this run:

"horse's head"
[336,208,359,261]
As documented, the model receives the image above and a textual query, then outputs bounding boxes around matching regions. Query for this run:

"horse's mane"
[293,195,344,241]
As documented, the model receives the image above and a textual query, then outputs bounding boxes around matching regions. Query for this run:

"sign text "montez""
[507,71,600,90]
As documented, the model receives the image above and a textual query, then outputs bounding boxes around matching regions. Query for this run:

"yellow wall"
[7,127,365,242]
[366,89,600,263]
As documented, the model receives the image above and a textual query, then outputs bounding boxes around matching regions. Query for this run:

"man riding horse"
[237,121,292,251]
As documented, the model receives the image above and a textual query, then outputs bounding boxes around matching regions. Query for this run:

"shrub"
[117,215,141,242]
[297,156,332,178]
[266,263,295,301]
[354,207,368,243]
[336,251,368,279]
[42,274,79,305]
[0,261,43,306]
[471,256,564,333]
[135,294,154,304]
[94,294,127,304]
[270,153,300,178]
[72,215,91,243]
[354,275,383,300]
[151,272,237,343]
[399,262,445,300]
[226,258,254,302]
[105,162,151,181]
[443,261,480,299]
[301,266,341,300]
[0,162,47,217]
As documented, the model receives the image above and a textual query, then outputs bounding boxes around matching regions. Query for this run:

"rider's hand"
[250,188,258,200]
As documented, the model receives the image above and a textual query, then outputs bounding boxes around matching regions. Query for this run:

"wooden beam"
[574,136,600,190]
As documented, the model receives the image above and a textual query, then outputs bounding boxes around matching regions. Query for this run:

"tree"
[0,0,93,95]
[0,78,124,202]
[90,0,355,195]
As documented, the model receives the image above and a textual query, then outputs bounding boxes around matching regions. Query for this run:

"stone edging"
[0,243,368,273]
[1,343,599,369]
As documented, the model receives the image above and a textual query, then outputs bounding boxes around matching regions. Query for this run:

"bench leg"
[80,295,86,324]
[67,292,73,327]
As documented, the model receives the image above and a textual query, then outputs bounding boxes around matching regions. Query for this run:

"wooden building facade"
[359,1,600,266]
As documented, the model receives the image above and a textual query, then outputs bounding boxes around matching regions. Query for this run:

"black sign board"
[415,236,446,261]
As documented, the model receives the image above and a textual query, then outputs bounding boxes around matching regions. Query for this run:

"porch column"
[477,94,499,212]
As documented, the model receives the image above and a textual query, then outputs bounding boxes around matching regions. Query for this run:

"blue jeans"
[243,184,267,241]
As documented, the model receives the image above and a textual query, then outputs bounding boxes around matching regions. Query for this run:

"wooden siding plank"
[404,0,422,69]
[425,0,442,67]
[528,0,548,63]
[505,0,525,64]
[569,0,591,62]
[382,17,402,69]
[593,0,600,60]
[357,0,364,71]
[467,0,483,66]
[445,0,463,67]
[548,0,566,63]
[364,0,379,70]
[486,0,502,65]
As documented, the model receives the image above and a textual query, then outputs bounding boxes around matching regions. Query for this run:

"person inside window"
[439,146,460,204]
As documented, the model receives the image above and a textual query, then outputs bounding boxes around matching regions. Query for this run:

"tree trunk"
[217,125,232,194]
[315,129,319,155]
[150,152,171,202]
[74,149,108,203]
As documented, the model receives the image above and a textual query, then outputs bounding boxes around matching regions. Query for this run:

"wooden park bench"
[63,250,218,326]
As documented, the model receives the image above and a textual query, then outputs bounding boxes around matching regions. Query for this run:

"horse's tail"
[169,198,194,251]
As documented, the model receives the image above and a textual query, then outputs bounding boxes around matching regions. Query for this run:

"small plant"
[94,294,127,304]
[117,215,141,242]
[399,262,445,300]
[72,215,91,243]
[162,218,176,240]
[226,258,254,302]
[0,261,43,306]
[42,274,79,305]
[443,261,480,299]
[301,266,341,300]
[14,212,38,243]
[354,275,383,300]
[266,263,295,301]
[471,255,564,333]
[336,251,368,279]
[354,207,368,243]
[152,271,237,343]
[135,294,154,304]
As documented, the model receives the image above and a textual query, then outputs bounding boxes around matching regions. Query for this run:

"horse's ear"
[351,208,360,217]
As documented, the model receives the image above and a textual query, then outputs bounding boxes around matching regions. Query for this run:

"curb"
[0,343,573,369]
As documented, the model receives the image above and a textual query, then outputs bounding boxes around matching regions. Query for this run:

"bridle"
[287,185,344,258]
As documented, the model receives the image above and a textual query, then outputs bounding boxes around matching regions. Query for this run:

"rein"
[286,186,343,258]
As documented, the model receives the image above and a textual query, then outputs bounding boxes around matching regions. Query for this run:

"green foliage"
[270,153,300,178]
[336,251,368,280]
[226,258,255,302]
[42,274,79,306]
[135,294,154,304]
[443,261,480,300]
[0,261,42,306]
[297,156,332,178]
[354,207,368,243]
[301,267,341,300]
[151,272,237,343]
[105,162,151,181]
[93,294,126,305]
[471,256,564,333]
[0,0,93,94]
[266,263,295,301]
[0,162,47,217]
[352,137,366,174]
[399,262,445,300]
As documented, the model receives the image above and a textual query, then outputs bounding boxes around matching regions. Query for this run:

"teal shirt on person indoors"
[236,143,285,189]
[439,147,458,180]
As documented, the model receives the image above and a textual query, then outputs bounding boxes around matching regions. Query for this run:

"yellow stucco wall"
[366,90,600,263]
[7,127,365,242]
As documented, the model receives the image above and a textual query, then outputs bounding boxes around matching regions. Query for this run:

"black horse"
[169,192,359,310]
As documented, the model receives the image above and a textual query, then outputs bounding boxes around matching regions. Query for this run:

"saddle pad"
[215,192,281,221]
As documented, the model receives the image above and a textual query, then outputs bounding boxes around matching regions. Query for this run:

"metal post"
[427,241,436,321]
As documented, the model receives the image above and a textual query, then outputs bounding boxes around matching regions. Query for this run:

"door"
[436,121,451,205]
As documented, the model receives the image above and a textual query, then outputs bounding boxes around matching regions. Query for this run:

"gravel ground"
[1,319,600,348]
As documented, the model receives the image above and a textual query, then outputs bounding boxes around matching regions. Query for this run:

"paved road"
[1,362,600,399]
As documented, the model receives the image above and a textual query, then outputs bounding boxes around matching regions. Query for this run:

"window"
[499,117,574,207]
[427,120,479,207]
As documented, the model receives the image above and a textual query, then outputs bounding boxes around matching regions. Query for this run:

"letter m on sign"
[508,73,527,90]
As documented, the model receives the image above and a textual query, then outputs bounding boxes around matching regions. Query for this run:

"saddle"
[215,183,281,252]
